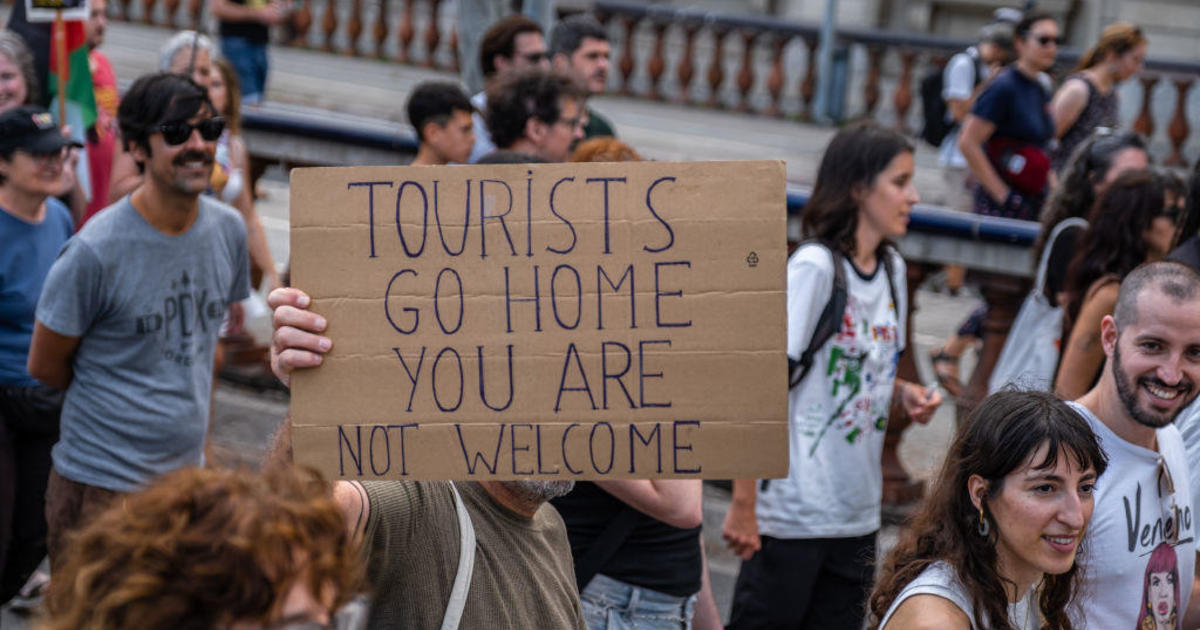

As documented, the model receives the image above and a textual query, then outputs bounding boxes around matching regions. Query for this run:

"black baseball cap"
[0,105,84,154]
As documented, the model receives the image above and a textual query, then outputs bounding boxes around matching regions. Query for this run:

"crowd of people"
[2,3,1200,630]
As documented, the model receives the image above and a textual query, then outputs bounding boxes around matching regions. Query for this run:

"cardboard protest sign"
[290,161,788,480]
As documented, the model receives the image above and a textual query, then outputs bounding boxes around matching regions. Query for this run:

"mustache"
[173,151,213,166]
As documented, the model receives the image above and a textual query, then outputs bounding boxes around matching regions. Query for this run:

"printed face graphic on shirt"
[1137,543,1180,630]
[133,270,229,366]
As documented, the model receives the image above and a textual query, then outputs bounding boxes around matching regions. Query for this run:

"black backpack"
[919,48,985,148]
[787,241,900,389]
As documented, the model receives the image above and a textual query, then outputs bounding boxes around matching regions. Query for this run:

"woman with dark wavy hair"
[723,121,941,629]
[39,466,364,630]
[1054,169,1177,399]
[870,389,1107,630]
[1034,129,1148,305]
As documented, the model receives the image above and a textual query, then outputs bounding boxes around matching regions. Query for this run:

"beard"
[1112,344,1194,429]
[500,480,575,504]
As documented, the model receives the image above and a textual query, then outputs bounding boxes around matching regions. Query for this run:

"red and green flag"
[49,18,96,131]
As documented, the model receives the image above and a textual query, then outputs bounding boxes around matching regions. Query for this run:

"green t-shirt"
[583,106,616,139]
[362,480,585,629]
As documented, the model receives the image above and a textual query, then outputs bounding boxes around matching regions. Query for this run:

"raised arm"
[593,479,702,529]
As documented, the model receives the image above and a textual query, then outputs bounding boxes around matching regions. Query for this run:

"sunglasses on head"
[156,116,225,145]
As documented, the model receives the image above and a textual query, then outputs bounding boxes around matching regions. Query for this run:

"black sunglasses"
[156,116,225,145]
[1033,34,1064,47]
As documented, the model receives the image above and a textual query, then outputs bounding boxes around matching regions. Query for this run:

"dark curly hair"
[40,466,363,630]
[1064,169,1167,326]
[870,390,1107,630]
[484,67,587,150]
[1035,129,1148,262]
[800,120,913,258]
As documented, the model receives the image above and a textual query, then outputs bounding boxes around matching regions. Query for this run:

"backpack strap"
[440,482,476,630]
[790,240,847,388]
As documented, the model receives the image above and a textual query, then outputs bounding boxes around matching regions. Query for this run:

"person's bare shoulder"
[882,594,972,630]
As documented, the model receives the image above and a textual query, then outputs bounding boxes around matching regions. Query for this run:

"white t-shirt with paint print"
[756,243,906,539]
[1068,401,1196,630]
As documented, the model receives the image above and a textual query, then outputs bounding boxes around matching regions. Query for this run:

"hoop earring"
[977,508,990,538]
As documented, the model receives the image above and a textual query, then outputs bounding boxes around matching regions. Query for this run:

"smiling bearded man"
[1065,261,1200,629]
[28,72,250,571]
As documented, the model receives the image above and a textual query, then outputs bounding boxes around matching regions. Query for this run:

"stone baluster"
[373,0,389,58]
[674,22,701,105]
[397,0,416,63]
[764,34,790,117]
[346,0,364,56]
[882,262,931,508]
[1133,74,1158,138]
[893,50,917,133]
[646,21,669,100]
[735,29,761,112]
[290,0,314,47]
[798,35,818,121]
[141,0,156,25]
[862,46,884,118]
[423,0,443,68]
[706,26,730,108]
[187,0,204,31]
[321,0,339,52]
[617,16,638,95]
[955,272,1030,422]
[163,0,179,28]
[1166,77,1193,167]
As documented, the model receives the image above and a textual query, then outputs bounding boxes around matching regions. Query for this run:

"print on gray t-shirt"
[36,196,250,492]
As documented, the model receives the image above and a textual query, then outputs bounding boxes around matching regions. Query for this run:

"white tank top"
[877,561,1040,629]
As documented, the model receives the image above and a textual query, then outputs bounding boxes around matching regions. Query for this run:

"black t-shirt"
[218,0,270,43]
[1168,235,1200,274]
[551,482,702,597]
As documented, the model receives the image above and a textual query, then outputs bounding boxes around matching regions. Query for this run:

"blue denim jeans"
[219,35,268,104]
[581,574,695,630]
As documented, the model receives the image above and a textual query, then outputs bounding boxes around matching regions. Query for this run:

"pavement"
[0,16,987,627]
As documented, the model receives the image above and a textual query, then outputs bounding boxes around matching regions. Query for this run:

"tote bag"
[988,218,1088,394]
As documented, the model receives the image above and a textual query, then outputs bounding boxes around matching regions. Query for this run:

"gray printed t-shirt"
[37,196,249,492]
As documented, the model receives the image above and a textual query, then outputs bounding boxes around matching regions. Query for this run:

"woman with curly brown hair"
[870,389,1107,630]
[39,466,364,630]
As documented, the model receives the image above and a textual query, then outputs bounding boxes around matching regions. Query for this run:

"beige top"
[362,480,586,629]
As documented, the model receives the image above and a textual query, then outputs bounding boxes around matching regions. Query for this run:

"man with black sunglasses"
[1067,261,1200,629]
[27,72,250,572]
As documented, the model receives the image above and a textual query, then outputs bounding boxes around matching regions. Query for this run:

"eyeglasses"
[1033,34,1064,47]
[519,51,548,64]
[556,115,586,130]
[156,116,225,145]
